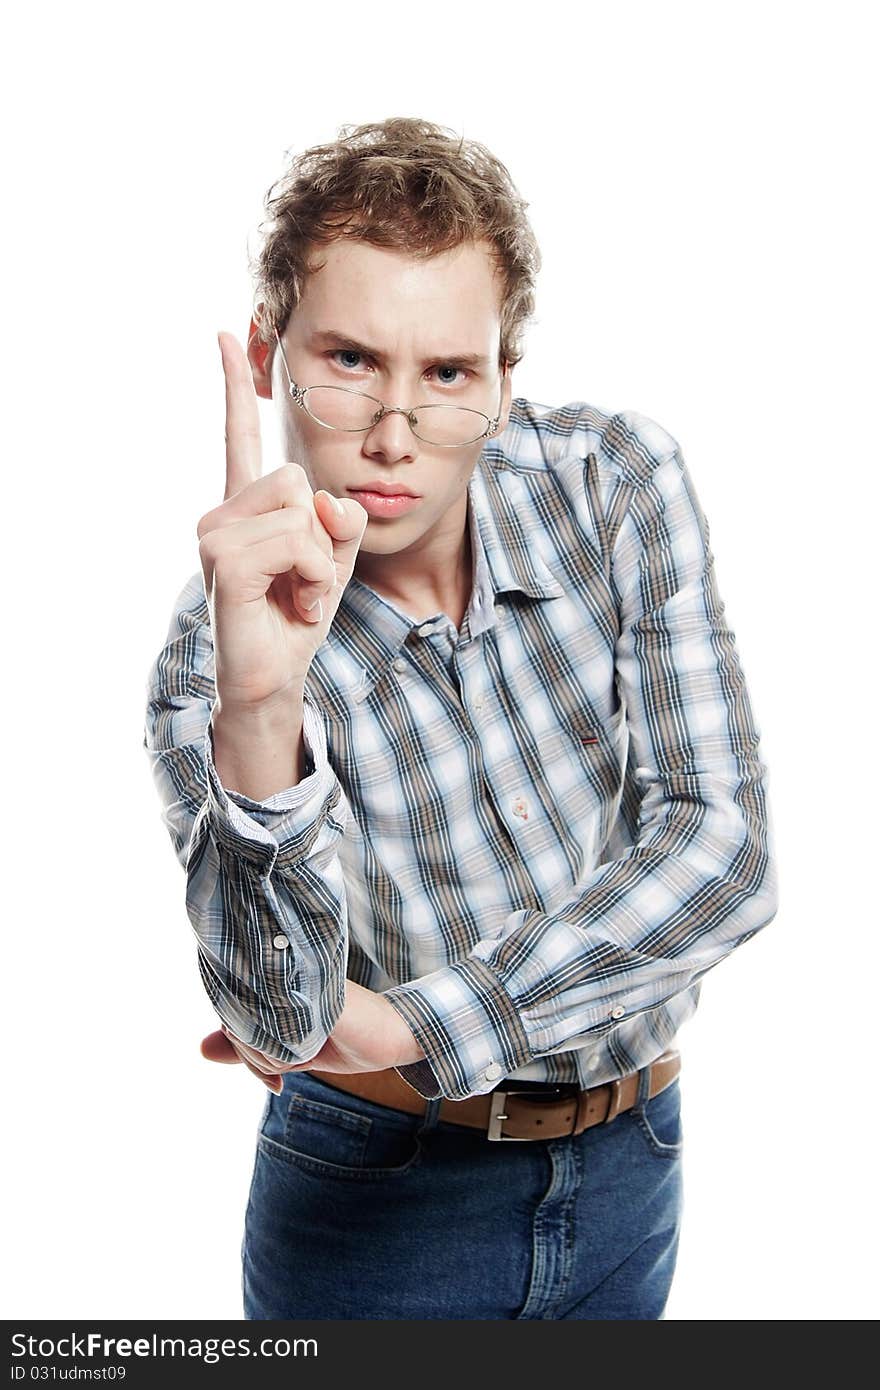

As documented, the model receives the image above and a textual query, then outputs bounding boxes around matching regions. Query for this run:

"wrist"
[211,689,307,800]
[213,684,305,725]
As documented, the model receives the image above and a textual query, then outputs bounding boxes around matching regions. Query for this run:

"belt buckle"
[486,1083,579,1141]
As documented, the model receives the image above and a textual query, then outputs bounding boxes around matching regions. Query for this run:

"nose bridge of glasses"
[363,401,424,448]
[373,402,418,425]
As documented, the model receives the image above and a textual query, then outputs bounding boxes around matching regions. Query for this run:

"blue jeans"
[242,1065,683,1320]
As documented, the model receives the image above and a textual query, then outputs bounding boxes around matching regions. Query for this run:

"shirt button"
[512,796,529,821]
[472,694,485,711]
[587,1053,601,1071]
[446,624,456,640]
[610,1005,625,1019]
[419,623,433,637]
[393,657,407,673]
[272,934,289,950]
[484,1062,503,1082]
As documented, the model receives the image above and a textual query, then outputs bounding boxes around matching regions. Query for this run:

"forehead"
[295,237,502,339]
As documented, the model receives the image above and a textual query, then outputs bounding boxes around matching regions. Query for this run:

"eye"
[330,349,367,372]
[328,350,468,388]
[432,365,467,386]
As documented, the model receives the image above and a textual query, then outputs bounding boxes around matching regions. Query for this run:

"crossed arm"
[202,977,426,1092]
[148,440,776,1102]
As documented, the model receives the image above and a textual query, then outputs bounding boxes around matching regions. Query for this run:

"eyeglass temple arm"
[273,326,296,393]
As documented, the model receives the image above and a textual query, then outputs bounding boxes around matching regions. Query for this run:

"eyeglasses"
[273,328,505,448]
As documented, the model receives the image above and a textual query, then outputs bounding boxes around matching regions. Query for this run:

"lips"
[348,481,419,498]
[347,490,422,519]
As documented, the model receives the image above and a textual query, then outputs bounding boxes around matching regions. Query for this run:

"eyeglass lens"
[303,387,489,446]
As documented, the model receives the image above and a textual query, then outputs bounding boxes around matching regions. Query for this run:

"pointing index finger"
[219,330,263,500]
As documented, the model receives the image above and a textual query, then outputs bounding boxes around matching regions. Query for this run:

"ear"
[246,314,273,400]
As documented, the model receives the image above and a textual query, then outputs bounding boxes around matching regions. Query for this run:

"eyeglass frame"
[272,326,506,448]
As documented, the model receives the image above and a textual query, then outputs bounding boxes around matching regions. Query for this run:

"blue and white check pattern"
[144,396,778,1101]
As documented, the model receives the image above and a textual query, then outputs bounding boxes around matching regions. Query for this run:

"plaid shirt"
[143,397,778,1101]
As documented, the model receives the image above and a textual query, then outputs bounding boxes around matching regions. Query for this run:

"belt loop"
[603,1077,624,1124]
[417,1096,444,1135]
[633,1060,654,1115]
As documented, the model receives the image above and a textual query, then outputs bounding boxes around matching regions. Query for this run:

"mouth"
[348,482,420,498]
[347,488,423,518]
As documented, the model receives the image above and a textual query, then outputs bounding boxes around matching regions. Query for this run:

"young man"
[144,117,778,1320]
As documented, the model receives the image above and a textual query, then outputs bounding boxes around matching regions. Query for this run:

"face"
[247,237,513,587]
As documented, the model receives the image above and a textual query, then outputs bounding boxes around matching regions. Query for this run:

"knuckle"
[281,531,302,563]
[212,550,242,585]
[299,550,335,588]
[281,504,310,533]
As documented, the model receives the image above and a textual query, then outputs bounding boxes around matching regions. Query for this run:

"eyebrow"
[308,329,490,371]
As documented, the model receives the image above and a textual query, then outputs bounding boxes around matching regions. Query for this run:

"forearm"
[385,446,780,1103]
[211,691,306,801]
[146,575,354,1062]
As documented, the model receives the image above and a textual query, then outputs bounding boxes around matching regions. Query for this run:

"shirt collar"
[322,432,564,705]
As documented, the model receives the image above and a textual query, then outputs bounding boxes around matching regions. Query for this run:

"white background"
[3,0,876,1321]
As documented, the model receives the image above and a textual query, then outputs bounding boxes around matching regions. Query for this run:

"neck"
[354,504,474,627]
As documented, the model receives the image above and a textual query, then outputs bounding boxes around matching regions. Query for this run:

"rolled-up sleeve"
[384,448,778,1100]
[143,573,352,1062]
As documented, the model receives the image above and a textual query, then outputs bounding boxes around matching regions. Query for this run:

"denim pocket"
[258,1075,425,1181]
[630,1077,683,1159]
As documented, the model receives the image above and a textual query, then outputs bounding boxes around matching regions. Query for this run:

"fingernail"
[324,492,344,517]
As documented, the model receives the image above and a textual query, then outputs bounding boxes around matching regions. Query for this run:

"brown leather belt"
[309,1048,681,1142]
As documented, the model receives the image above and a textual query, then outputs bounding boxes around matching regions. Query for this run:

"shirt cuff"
[203,695,339,870]
[383,957,534,1101]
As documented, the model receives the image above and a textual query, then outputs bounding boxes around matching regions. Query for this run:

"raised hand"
[196,332,369,713]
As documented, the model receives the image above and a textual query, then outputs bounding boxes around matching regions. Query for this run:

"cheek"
[451,455,480,493]
[282,422,344,485]
[280,414,306,462]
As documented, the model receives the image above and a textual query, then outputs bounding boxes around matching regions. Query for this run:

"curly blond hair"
[250,116,541,370]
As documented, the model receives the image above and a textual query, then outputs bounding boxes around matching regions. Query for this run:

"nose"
[362,404,419,459]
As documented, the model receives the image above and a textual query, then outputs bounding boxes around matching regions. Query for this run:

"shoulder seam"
[596,411,681,490]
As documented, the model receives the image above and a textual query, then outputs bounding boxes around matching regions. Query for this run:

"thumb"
[314,491,370,576]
